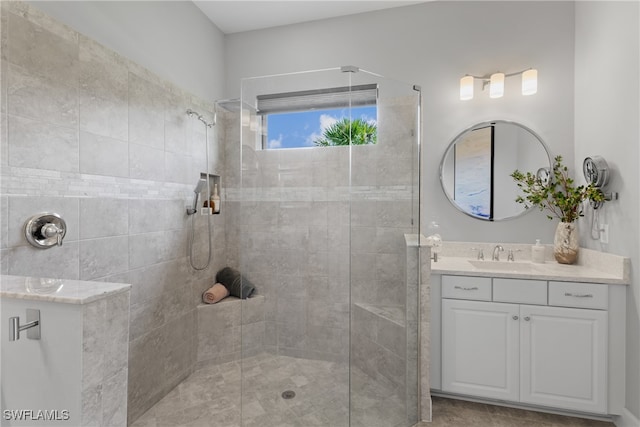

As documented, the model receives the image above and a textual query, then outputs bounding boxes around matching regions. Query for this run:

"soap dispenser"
[532,239,545,264]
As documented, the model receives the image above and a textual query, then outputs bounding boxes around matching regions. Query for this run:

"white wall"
[28,0,226,103]
[225,0,575,244]
[574,1,640,421]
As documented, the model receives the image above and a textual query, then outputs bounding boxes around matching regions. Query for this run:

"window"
[257,84,378,149]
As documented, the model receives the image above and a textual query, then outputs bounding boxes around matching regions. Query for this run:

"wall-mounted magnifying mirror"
[440,120,551,221]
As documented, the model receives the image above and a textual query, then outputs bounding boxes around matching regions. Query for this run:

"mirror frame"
[439,120,552,221]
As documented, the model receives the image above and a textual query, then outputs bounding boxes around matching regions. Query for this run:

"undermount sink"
[467,260,539,272]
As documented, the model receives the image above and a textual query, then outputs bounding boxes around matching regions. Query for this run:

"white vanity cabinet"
[438,275,615,415]
[519,304,607,413]
[442,298,520,401]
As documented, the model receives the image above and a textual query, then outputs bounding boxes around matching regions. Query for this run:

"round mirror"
[440,120,551,221]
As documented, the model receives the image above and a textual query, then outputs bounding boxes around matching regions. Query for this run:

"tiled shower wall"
[223,95,420,366]
[0,2,227,422]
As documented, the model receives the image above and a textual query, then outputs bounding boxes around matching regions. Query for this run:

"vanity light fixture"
[459,75,474,100]
[522,69,538,95]
[459,68,538,100]
[489,72,505,98]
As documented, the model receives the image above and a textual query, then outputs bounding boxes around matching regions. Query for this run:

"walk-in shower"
[131,67,422,427]
[232,66,422,426]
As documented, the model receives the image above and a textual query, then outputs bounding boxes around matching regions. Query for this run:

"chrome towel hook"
[9,309,41,341]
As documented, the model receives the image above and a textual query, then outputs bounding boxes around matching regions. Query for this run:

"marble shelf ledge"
[430,242,630,285]
[0,275,131,304]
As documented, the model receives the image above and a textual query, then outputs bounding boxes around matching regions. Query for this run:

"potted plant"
[510,155,604,264]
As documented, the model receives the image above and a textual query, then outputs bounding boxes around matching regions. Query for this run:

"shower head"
[186,109,215,128]
[194,178,207,194]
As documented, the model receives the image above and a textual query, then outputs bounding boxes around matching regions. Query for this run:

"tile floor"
[130,352,409,427]
[131,353,614,427]
[427,395,615,427]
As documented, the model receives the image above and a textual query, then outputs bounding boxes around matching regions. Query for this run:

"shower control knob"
[41,223,63,246]
[24,213,66,249]
[41,223,59,237]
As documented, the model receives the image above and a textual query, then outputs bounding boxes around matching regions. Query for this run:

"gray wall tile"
[164,151,189,184]
[5,12,78,84]
[1,196,8,249]
[102,368,128,427]
[8,63,78,128]
[81,383,103,427]
[104,291,130,378]
[79,235,129,280]
[80,198,129,239]
[1,112,7,167]
[79,131,129,177]
[129,143,164,181]
[78,35,128,103]
[8,114,78,172]
[7,242,80,279]
[128,231,168,270]
[0,250,7,275]
[82,299,106,389]
[164,119,186,153]
[79,92,128,140]
[129,107,164,150]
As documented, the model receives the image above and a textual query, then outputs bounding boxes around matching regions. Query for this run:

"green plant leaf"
[511,155,605,223]
[313,117,377,147]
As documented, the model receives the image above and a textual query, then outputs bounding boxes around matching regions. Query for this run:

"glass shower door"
[235,67,421,427]
[237,68,353,427]
[348,71,421,427]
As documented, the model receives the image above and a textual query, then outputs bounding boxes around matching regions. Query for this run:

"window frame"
[257,84,378,150]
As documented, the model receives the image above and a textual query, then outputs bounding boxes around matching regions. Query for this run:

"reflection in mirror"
[440,121,551,221]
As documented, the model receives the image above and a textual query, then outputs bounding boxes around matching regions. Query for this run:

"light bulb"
[489,72,505,98]
[522,68,538,95]
[460,75,474,101]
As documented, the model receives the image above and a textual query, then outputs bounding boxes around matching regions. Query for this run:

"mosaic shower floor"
[130,353,408,427]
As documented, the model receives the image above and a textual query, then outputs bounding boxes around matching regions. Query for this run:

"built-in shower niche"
[199,172,221,215]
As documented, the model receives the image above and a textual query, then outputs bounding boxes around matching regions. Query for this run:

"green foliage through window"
[313,118,377,147]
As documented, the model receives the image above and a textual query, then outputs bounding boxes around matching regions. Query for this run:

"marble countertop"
[0,275,131,304]
[430,242,630,285]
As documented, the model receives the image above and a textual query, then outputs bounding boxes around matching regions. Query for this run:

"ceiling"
[193,1,427,34]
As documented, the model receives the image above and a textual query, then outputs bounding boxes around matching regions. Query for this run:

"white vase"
[554,221,578,264]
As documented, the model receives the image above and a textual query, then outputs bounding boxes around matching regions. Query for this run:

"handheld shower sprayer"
[186,107,215,271]
[187,179,207,215]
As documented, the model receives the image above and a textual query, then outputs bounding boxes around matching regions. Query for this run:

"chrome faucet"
[492,245,504,261]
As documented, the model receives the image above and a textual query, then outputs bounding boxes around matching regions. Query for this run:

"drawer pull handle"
[512,315,519,320]
[524,316,531,321]
[454,286,479,291]
[564,292,594,298]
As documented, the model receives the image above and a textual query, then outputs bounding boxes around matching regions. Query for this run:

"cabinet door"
[520,305,608,414]
[442,299,520,401]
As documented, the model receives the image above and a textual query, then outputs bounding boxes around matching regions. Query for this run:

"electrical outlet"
[600,224,609,244]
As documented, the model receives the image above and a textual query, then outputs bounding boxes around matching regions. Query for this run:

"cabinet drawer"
[493,278,547,305]
[442,275,492,301]
[548,281,608,310]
